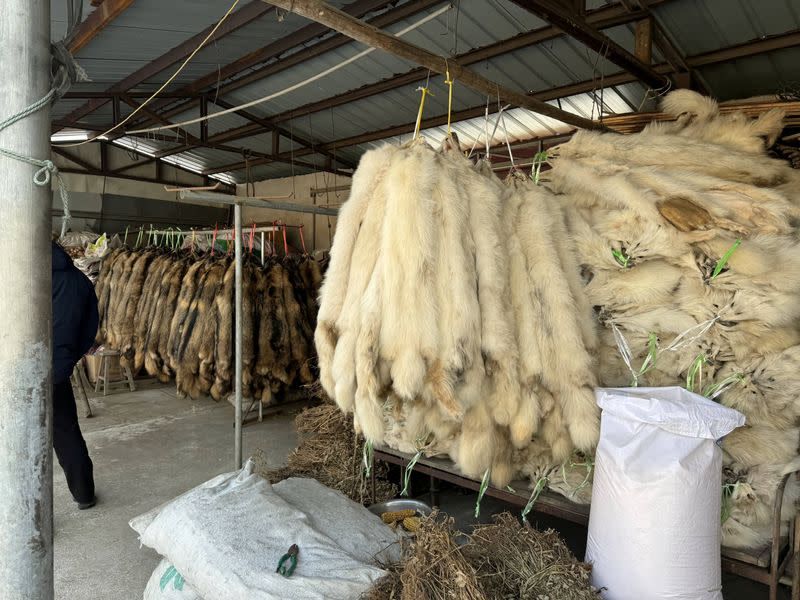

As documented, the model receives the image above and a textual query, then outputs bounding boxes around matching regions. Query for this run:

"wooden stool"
[93,349,135,396]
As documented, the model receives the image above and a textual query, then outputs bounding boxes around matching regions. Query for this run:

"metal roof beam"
[261,0,602,131]
[685,29,800,67]
[67,0,135,54]
[509,0,670,90]
[54,0,274,132]
[131,0,444,129]
[258,2,660,125]
[209,98,355,169]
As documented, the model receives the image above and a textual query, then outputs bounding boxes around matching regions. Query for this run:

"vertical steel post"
[0,0,54,599]
[234,202,243,468]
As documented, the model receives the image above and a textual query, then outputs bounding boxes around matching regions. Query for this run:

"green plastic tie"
[711,239,741,280]
[611,247,630,268]
[474,468,491,518]
[721,482,738,524]
[362,440,373,478]
[401,450,423,497]
[531,150,548,185]
[522,476,548,523]
[686,353,706,393]
[703,373,745,400]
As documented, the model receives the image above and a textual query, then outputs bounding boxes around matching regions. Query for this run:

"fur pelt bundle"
[545,89,800,549]
[94,246,322,404]
[316,137,599,489]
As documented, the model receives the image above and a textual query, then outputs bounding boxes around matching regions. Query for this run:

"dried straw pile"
[365,512,597,600]
[268,402,396,505]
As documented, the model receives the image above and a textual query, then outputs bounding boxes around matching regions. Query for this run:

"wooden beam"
[55,0,273,132]
[510,0,669,90]
[634,18,653,64]
[262,0,602,131]
[67,0,135,54]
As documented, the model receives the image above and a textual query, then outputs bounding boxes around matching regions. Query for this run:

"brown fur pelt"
[92,245,321,404]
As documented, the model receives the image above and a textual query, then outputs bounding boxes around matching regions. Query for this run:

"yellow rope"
[445,65,454,136]
[413,86,433,139]
[56,0,241,147]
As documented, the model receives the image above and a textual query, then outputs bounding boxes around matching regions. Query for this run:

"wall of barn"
[235,172,350,255]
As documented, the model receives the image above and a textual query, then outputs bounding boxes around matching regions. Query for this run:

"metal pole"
[234,202,243,468]
[0,0,54,598]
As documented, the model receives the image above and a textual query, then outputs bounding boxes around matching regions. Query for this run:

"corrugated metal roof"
[51,0,800,183]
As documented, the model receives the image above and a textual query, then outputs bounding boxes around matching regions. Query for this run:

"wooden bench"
[372,446,798,600]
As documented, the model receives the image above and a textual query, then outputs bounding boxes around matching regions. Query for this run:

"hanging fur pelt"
[95,245,321,404]
[316,135,600,489]
[543,89,800,549]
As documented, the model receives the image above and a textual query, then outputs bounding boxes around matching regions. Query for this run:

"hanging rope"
[444,61,455,136]
[413,72,434,140]
[0,39,89,237]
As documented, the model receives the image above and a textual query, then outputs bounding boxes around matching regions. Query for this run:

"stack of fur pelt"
[543,90,800,549]
[315,137,600,490]
[95,247,322,403]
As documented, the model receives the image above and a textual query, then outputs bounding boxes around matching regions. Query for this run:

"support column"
[234,202,243,469]
[0,0,54,599]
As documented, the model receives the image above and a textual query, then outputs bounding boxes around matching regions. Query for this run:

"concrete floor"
[54,384,780,599]
[54,384,297,599]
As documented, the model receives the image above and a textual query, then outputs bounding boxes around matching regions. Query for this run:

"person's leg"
[52,380,95,504]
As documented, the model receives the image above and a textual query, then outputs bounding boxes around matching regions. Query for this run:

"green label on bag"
[160,565,186,592]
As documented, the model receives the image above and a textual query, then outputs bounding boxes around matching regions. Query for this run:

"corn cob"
[381,509,416,524]
[402,516,421,532]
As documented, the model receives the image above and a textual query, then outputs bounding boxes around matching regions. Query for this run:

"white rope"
[126,5,452,136]
[55,0,242,147]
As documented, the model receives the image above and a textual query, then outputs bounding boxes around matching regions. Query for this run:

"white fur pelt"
[545,90,800,549]
[316,145,397,405]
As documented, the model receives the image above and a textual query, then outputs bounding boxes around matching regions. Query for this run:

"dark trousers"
[53,381,94,503]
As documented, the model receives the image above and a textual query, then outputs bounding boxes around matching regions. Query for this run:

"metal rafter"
[55,0,274,132]
[203,26,800,176]
[126,0,444,130]
[509,0,670,90]
[199,0,662,147]
[252,0,604,131]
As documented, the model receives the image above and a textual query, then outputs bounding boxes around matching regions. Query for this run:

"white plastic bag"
[143,559,203,600]
[586,386,745,600]
[130,462,392,600]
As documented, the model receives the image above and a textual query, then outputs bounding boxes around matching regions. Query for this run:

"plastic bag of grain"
[586,386,745,600]
[143,559,202,600]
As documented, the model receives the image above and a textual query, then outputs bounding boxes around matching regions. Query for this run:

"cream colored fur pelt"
[544,89,800,550]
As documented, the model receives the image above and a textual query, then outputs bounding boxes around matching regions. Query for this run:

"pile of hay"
[365,511,597,600]
[267,402,397,505]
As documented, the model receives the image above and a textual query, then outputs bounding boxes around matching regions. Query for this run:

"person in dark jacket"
[52,241,99,509]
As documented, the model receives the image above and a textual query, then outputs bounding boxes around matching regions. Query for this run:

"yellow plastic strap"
[413,86,433,139]
[445,67,454,136]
